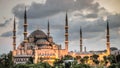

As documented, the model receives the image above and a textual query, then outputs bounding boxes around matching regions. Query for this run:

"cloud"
[0,18,12,27]
[0,31,12,37]
[0,18,13,38]
[12,0,105,19]
[85,13,98,18]
[67,13,120,41]
[9,0,120,52]
[96,0,120,13]
[108,14,120,28]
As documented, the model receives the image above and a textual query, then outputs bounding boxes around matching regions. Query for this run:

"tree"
[0,51,14,68]
[0,52,13,68]
[0,58,4,68]
[76,56,81,64]
[83,56,89,64]
[73,64,90,68]
[53,58,64,68]
[107,55,116,64]
[93,59,99,65]
[13,64,29,68]
[108,62,120,68]
[65,62,71,68]
[37,62,52,68]
[92,54,99,60]
[62,55,73,60]
[80,58,85,64]
[103,56,108,66]
[76,56,81,60]
[116,54,120,62]
[26,57,33,64]
[92,54,99,67]
[7,51,14,68]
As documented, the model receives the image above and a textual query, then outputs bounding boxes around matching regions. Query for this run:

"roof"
[29,30,47,38]
[36,39,48,45]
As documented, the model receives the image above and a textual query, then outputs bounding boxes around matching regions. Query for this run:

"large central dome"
[29,30,47,38]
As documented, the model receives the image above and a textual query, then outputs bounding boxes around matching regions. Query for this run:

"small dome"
[36,39,49,45]
[29,30,47,38]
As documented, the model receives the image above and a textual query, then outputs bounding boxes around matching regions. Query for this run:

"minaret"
[47,20,50,37]
[106,20,111,55]
[84,46,86,52]
[23,7,28,43]
[80,27,82,52]
[65,12,69,53]
[13,17,16,50]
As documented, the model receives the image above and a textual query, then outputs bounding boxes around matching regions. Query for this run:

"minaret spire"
[23,6,28,43]
[47,20,50,37]
[13,17,16,50]
[106,20,111,55]
[80,27,83,52]
[65,12,69,53]
[84,46,86,52]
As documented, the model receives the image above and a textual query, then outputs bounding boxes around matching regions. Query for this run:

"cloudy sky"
[0,0,120,54]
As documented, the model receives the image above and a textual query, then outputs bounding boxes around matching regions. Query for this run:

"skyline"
[0,0,120,54]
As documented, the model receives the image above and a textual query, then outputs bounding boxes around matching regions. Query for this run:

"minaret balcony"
[65,33,68,36]
[13,43,16,45]
[106,42,110,45]
[65,26,68,29]
[65,41,68,43]
[24,24,28,26]
[23,32,28,34]
[106,35,110,37]
[13,30,16,32]
[13,36,16,38]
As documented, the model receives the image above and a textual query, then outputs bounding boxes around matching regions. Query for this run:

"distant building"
[111,50,120,55]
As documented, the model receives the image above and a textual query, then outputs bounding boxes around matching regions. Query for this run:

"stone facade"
[13,29,67,65]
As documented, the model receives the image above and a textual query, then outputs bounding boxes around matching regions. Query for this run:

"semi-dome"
[36,39,49,45]
[29,30,47,38]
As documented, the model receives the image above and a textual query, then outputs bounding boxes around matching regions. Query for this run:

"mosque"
[12,8,111,65]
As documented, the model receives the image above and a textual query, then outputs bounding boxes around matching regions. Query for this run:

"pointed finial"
[48,20,50,37]
[65,12,68,26]
[14,16,16,29]
[24,6,27,21]
[48,20,49,32]
[80,26,82,36]
[107,20,109,35]
[84,46,86,52]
